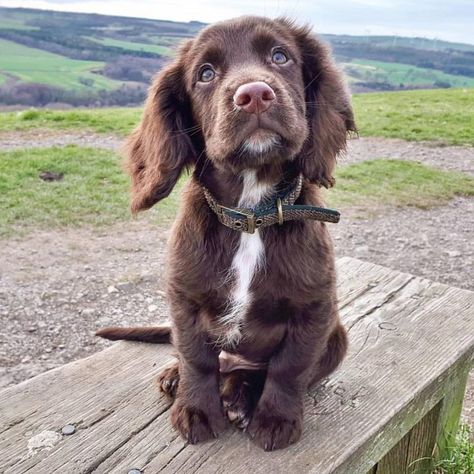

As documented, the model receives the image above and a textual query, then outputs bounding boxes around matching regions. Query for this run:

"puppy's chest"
[216,171,272,347]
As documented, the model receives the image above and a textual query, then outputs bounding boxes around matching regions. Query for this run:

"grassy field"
[0,39,123,91]
[344,59,474,88]
[1,5,474,102]
[89,37,174,56]
[328,159,474,210]
[0,88,472,146]
[0,17,37,30]
[353,88,474,145]
[0,146,180,237]
[0,107,142,135]
[2,147,473,237]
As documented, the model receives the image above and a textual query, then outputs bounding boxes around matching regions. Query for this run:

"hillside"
[1,6,473,106]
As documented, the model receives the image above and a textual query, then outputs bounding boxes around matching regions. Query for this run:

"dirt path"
[1,132,473,426]
[1,130,473,176]
[345,137,474,175]
[0,130,121,151]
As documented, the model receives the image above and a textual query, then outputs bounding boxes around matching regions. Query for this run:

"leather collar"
[202,175,340,234]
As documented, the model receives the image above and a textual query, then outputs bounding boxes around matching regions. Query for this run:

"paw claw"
[248,410,302,451]
[158,363,180,398]
[171,401,226,444]
[220,371,264,431]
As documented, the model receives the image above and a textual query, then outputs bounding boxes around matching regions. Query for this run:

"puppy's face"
[126,16,355,213]
[184,17,308,172]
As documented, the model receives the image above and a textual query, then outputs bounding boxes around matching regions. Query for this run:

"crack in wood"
[87,407,171,474]
[141,434,181,470]
[159,443,188,471]
[82,409,115,429]
[347,276,416,332]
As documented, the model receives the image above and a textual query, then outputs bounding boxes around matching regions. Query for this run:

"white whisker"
[242,134,280,155]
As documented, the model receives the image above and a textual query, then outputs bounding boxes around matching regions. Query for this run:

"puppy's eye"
[199,65,216,82]
[272,50,288,65]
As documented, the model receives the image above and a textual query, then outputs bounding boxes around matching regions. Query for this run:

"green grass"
[344,59,474,88]
[328,159,474,210]
[0,146,180,237]
[0,17,38,30]
[0,88,472,146]
[434,424,474,474]
[2,148,473,237]
[88,37,174,56]
[0,39,123,91]
[353,88,474,146]
[0,108,142,135]
[148,35,183,47]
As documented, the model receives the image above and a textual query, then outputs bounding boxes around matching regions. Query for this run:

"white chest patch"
[220,170,273,347]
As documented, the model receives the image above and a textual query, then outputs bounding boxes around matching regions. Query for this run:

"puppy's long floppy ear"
[286,22,357,187]
[125,41,196,213]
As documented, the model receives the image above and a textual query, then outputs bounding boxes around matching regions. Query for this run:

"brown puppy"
[97,16,355,451]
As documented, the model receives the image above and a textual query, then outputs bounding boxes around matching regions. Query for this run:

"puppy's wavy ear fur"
[283,21,357,187]
[125,42,196,213]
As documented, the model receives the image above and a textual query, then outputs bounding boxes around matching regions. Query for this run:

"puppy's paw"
[157,362,180,399]
[171,400,226,444]
[248,409,302,451]
[221,377,254,430]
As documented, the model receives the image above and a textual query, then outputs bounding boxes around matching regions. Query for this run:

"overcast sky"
[1,0,473,45]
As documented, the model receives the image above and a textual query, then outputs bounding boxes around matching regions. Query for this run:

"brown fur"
[97,16,355,451]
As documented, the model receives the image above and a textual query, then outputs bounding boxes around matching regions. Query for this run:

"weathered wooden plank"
[404,401,440,473]
[0,343,175,472]
[376,401,441,474]
[434,364,470,461]
[0,258,472,474]
[375,432,411,474]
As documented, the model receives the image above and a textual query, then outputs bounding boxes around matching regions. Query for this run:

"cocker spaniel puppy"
[98,16,356,451]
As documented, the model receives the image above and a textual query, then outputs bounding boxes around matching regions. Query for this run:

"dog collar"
[202,174,340,234]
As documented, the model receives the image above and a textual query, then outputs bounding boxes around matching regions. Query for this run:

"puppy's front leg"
[248,300,337,451]
[170,299,226,443]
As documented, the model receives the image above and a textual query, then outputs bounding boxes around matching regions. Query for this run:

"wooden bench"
[1,257,473,474]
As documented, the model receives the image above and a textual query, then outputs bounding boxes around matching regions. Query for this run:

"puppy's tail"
[95,324,171,343]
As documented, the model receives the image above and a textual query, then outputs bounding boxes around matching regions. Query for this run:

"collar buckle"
[218,205,256,234]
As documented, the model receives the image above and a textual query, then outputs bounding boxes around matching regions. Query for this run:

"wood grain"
[0,257,473,474]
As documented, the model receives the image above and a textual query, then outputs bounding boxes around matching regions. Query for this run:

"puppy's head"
[127,16,356,212]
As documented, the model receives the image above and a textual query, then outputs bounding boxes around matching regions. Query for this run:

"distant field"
[89,37,174,56]
[0,38,123,91]
[326,34,474,53]
[1,5,473,107]
[344,59,474,88]
[353,88,473,145]
[1,88,472,146]
[0,17,37,30]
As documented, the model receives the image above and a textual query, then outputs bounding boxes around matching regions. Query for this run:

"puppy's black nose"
[233,81,276,115]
